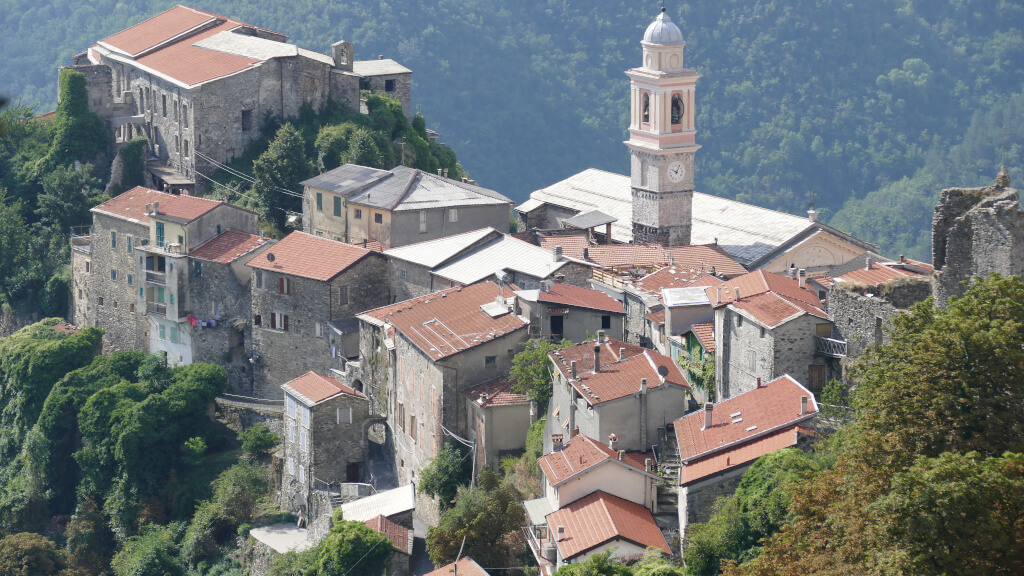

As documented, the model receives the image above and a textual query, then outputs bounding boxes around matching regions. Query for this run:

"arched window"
[642,93,650,124]
[671,94,684,125]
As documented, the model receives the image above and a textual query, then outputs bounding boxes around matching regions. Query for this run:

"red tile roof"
[674,374,817,485]
[679,426,802,485]
[688,322,715,353]
[281,371,364,405]
[549,338,647,381]
[633,267,722,296]
[835,261,926,287]
[564,243,746,276]
[552,341,689,405]
[537,233,592,258]
[247,232,374,281]
[363,515,413,555]
[100,5,218,57]
[546,491,670,559]
[367,282,526,361]
[462,377,531,408]
[190,229,268,263]
[644,309,665,325]
[705,270,827,328]
[92,187,223,224]
[534,284,625,314]
[425,558,490,576]
[348,239,385,253]
[538,435,653,485]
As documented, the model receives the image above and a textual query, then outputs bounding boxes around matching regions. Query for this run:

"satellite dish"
[267,253,275,262]
[657,365,670,377]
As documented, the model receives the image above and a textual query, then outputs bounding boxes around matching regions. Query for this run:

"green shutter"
[317,193,323,211]
[156,223,165,247]
[333,196,342,216]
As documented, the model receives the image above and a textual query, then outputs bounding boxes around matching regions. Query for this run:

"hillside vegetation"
[3,0,1022,259]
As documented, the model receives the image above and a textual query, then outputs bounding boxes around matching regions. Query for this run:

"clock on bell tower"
[626,8,701,247]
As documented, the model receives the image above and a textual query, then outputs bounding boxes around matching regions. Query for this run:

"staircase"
[654,426,682,550]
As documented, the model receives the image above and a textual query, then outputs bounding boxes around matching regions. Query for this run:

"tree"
[35,163,100,232]
[314,123,360,171]
[632,549,686,576]
[42,69,108,169]
[251,123,313,231]
[239,423,278,460]
[511,338,571,410]
[64,497,114,576]
[115,137,148,192]
[314,508,392,576]
[0,532,81,576]
[552,550,632,576]
[341,128,388,170]
[419,441,471,508]
[110,525,184,576]
[426,467,525,568]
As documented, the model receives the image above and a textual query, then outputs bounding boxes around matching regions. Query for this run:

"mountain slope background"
[3,0,1022,260]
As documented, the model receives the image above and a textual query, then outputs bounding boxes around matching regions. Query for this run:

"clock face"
[667,161,686,183]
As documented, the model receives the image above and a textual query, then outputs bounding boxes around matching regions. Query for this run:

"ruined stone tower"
[932,166,1024,306]
[626,9,701,246]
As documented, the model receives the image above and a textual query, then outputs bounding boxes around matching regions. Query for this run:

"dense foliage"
[268,508,392,576]
[418,440,472,510]
[510,338,571,410]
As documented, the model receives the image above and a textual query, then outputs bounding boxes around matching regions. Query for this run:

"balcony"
[147,302,167,316]
[523,525,556,574]
[814,336,848,358]
[70,226,92,255]
[145,271,167,285]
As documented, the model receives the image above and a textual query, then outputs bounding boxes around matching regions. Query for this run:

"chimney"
[608,433,618,451]
[152,201,159,215]
[640,377,647,395]
[801,396,809,415]
[557,526,565,541]
[703,402,714,429]
[619,347,625,360]
[552,434,563,449]
[570,360,577,380]
[645,458,653,472]
[865,256,872,270]
[378,54,384,59]
[593,342,601,373]
[717,286,723,303]
[756,377,762,388]
[798,269,806,289]
[735,287,741,300]
[807,208,819,222]
[583,247,590,261]
[553,245,563,262]
[480,392,489,403]
[789,265,797,279]
[618,450,625,461]
[597,330,605,343]
[900,254,905,263]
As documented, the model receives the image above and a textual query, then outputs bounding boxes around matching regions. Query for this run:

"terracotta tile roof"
[675,374,817,485]
[190,229,268,263]
[534,284,625,314]
[363,514,413,555]
[559,242,746,276]
[347,239,385,253]
[247,232,374,281]
[92,187,223,224]
[546,491,670,559]
[679,426,802,485]
[835,261,926,287]
[689,322,715,353]
[633,267,721,296]
[537,233,593,258]
[645,309,665,325]
[462,377,531,408]
[549,338,647,380]
[281,371,364,406]
[369,282,526,361]
[538,435,653,486]
[705,270,827,328]
[100,5,218,57]
[552,340,689,405]
[425,557,490,576]
[134,22,260,86]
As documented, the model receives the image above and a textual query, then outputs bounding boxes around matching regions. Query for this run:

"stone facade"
[360,73,412,118]
[827,279,931,359]
[679,465,745,540]
[932,174,1024,307]
[250,254,389,398]
[622,290,661,348]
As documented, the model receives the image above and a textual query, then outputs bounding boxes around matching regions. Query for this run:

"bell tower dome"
[627,8,701,246]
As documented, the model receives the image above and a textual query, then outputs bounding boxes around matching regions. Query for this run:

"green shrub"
[239,423,278,460]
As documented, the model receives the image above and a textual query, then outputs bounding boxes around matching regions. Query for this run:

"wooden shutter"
[283,315,289,331]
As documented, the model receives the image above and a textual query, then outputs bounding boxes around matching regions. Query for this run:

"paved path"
[250,523,313,554]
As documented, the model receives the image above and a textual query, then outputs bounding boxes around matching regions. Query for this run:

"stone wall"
[828,279,931,359]
[362,73,412,118]
[679,465,746,542]
[932,175,1024,307]
[87,214,150,353]
[623,291,658,347]
[388,260,435,303]
[190,259,255,393]
[71,246,92,328]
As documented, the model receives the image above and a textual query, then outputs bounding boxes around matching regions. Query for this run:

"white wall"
[553,461,655,511]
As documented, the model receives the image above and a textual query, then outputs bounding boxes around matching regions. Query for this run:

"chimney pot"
[570,360,577,380]
[378,54,384,59]
[608,433,618,451]
[756,377,762,388]
[619,347,625,360]
[152,201,159,215]
[618,450,625,461]
[553,245,563,262]
[798,269,806,289]
[645,458,653,472]
[735,287,741,300]
[640,377,647,395]
[583,247,590,261]
[801,396,809,415]
[593,343,601,373]
[807,208,819,223]
[557,525,565,541]
[703,402,714,429]
[866,256,872,270]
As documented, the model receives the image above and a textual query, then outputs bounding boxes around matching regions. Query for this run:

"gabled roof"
[551,340,689,405]
[431,235,581,286]
[674,374,817,485]
[339,484,416,523]
[92,186,223,225]
[246,232,375,281]
[515,284,625,315]
[425,557,490,576]
[281,371,363,406]
[538,435,655,486]
[352,59,413,76]
[549,338,647,381]
[834,261,928,287]
[551,241,746,276]
[190,230,269,263]
[312,164,510,211]
[705,270,827,328]
[462,377,531,408]
[563,210,618,229]
[546,491,670,559]
[687,322,715,353]
[384,227,501,268]
[634,267,725,296]
[366,282,526,361]
[363,515,414,555]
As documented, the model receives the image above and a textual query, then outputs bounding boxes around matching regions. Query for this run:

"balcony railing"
[147,302,167,316]
[145,271,167,285]
[522,525,555,569]
[814,336,848,358]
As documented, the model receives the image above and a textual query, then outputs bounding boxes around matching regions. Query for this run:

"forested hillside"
[3,0,1023,259]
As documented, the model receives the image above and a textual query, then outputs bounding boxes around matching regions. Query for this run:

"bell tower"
[626,8,701,246]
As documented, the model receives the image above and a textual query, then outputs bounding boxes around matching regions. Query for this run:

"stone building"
[68,5,412,193]
[675,374,817,543]
[544,335,690,454]
[354,282,529,520]
[932,168,1024,307]
[384,228,595,303]
[708,270,833,399]
[301,164,512,248]
[280,371,374,513]
[514,282,626,343]
[73,186,267,386]
[462,377,533,471]
[247,232,389,398]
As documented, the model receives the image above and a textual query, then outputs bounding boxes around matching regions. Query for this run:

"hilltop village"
[57,5,1024,575]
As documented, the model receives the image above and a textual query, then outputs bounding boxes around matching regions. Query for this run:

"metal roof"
[353,59,412,76]
[662,286,711,307]
[384,227,501,268]
[339,484,416,522]
[432,235,569,285]
[301,164,391,197]
[562,209,618,229]
[522,497,553,526]
[306,165,510,211]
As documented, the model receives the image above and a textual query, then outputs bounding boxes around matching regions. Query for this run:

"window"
[736,315,743,327]
[98,297,104,306]
[85,261,90,273]
[300,430,307,452]
[601,315,611,329]
[287,396,296,417]
[255,270,263,288]
[111,269,117,281]
[216,224,221,235]
[127,235,132,253]
[177,235,184,246]
[270,312,289,331]
[156,222,165,247]
[337,406,352,424]
[254,314,262,326]
[316,193,323,212]
[354,208,362,220]
[161,94,167,117]
[183,139,189,156]
[287,457,295,475]
[373,212,383,224]
[760,326,766,338]
[170,325,179,344]
[333,196,342,217]
[302,405,310,427]
[671,93,684,125]
[385,79,396,92]
[398,403,405,431]
[449,208,458,223]
[111,231,117,248]
[485,355,497,368]
[159,324,166,340]
[193,261,202,277]
[288,423,295,442]
[241,109,253,131]
[170,293,174,305]
[337,285,349,306]
[127,274,133,286]
[399,267,407,279]
[410,415,417,441]
[642,93,650,123]
[315,322,323,337]
[279,277,291,295]
[182,103,189,127]
[298,465,305,483]
[419,211,427,233]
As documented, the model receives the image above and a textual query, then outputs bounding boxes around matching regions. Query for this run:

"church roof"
[643,9,684,46]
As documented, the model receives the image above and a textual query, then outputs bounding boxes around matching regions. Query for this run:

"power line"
[195,150,304,198]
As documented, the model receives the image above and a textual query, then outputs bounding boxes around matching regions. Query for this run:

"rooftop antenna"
[807,191,817,212]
